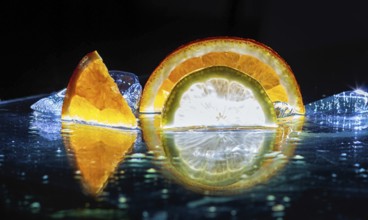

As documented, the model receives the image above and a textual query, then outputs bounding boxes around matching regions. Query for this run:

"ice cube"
[109,70,142,113]
[273,101,299,118]
[30,70,142,116]
[30,88,66,116]
[306,89,368,115]
[29,112,61,140]
[305,89,368,130]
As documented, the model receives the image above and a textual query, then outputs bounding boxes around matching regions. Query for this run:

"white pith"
[166,78,271,128]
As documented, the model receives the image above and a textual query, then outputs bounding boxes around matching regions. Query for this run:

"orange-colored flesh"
[63,123,137,196]
[61,51,137,128]
[153,51,287,111]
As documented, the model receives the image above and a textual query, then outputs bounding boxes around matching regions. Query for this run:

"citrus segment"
[161,66,277,129]
[140,37,304,114]
[61,51,137,128]
[62,123,137,196]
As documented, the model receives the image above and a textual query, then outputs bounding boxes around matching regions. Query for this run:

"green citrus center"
[161,66,277,129]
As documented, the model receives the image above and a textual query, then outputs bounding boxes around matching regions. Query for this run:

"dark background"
[1,0,367,104]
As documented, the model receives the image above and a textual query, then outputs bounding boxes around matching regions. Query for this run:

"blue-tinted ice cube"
[306,89,368,115]
[30,88,66,116]
[29,112,61,140]
[109,70,142,113]
[306,89,368,130]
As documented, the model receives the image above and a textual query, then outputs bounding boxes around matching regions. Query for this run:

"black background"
[1,0,367,104]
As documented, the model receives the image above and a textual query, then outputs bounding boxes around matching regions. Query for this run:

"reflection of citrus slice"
[161,66,277,129]
[140,37,304,114]
[163,130,274,187]
[61,51,137,128]
[62,123,137,196]
[160,128,283,195]
[141,113,305,195]
[139,114,162,150]
[275,115,306,156]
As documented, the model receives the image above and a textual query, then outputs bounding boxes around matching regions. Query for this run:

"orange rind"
[140,37,305,115]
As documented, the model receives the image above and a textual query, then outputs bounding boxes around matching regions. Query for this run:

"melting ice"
[30,89,66,116]
[306,89,368,130]
[30,70,142,116]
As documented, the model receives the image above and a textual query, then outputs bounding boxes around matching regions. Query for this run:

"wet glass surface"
[1,96,368,220]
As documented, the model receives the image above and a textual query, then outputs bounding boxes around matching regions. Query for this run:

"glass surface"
[1,95,368,220]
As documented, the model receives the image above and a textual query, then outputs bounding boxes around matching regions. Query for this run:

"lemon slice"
[61,50,137,128]
[162,66,277,129]
[140,37,304,114]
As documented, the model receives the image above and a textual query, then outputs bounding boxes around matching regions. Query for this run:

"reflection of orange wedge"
[62,123,137,196]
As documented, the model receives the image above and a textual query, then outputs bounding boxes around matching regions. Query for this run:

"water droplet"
[272,204,285,212]
[267,195,276,201]
[142,211,149,218]
[283,196,291,203]
[131,153,146,158]
[230,210,237,216]
[146,168,156,173]
[119,196,127,203]
[293,155,304,160]
[208,206,216,212]
[30,202,41,213]
[157,155,166,160]
[144,174,157,179]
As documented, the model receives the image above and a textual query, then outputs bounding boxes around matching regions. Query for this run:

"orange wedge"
[61,50,137,128]
[62,123,137,196]
[140,37,304,114]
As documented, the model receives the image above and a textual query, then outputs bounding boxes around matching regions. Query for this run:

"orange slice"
[140,37,304,114]
[61,50,137,128]
[62,123,137,196]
